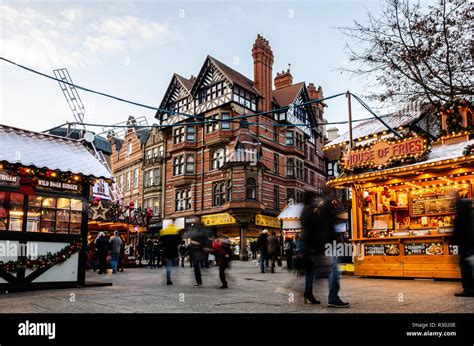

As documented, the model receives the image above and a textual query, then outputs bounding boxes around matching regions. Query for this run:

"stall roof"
[324,112,419,147]
[278,203,304,221]
[0,124,113,179]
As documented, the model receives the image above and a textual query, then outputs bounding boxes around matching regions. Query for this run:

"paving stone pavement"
[0,261,473,313]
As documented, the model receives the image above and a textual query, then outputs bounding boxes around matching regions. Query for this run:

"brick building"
[109,116,150,210]
[155,35,328,258]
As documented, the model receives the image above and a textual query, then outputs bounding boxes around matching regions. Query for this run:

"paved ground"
[0,261,473,313]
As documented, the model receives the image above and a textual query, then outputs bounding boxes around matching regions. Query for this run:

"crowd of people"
[85,187,473,304]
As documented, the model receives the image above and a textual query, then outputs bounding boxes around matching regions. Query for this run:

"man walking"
[109,231,123,274]
[212,235,232,288]
[188,224,211,286]
[95,232,109,274]
[257,230,268,273]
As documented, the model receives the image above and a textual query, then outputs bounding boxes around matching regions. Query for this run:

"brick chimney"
[274,66,293,90]
[307,83,323,100]
[252,34,274,112]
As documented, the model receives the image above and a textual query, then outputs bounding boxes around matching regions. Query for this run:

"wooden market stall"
[0,125,112,290]
[325,103,473,279]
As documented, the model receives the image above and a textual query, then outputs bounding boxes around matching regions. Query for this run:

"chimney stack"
[274,66,293,90]
[252,34,274,112]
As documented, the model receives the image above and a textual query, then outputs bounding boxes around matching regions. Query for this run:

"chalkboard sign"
[409,185,470,216]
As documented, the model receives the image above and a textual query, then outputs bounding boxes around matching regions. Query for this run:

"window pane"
[70,199,82,211]
[27,207,41,232]
[57,197,70,209]
[28,195,43,207]
[9,205,23,231]
[42,197,56,208]
[56,210,70,234]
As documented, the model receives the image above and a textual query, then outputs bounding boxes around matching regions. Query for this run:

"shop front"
[200,212,280,256]
[328,132,474,279]
[0,125,112,290]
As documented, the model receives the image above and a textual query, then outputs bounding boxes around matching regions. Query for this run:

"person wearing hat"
[160,223,182,285]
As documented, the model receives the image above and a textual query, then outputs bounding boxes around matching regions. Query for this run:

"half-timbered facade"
[156,35,327,258]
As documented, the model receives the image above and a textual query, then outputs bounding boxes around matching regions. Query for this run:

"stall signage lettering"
[38,179,78,191]
[201,213,237,226]
[0,172,19,185]
[344,136,425,168]
[365,244,400,256]
[255,214,280,228]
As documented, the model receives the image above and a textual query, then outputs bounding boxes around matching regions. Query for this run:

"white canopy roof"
[278,203,304,221]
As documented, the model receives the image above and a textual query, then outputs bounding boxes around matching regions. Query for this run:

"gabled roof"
[0,124,112,179]
[272,82,305,107]
[175,74,194,91]
[191,55,261,96]
[325,112,419,147]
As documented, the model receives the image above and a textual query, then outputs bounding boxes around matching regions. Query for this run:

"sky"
[0,0,389,138]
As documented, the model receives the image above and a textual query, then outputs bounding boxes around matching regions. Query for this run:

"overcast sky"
[0,0,391,137]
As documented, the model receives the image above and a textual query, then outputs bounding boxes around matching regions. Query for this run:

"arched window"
[246,178,256,200]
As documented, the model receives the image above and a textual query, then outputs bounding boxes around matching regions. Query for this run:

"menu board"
[405,242,444,255]
[409,185,470,216]
[365,244,400,256]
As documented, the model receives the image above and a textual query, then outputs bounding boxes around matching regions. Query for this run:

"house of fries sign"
[344,136,427,169]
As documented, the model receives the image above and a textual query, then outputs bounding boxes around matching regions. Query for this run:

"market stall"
[0,125,112,290]
[326,103,473,279]
[277,202,304,238]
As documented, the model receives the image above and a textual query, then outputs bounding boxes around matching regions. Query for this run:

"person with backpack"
[178,240,188,267]
[212,235,232,289]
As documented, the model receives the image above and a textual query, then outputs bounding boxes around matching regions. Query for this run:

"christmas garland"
[0,239,82,273]
[436,98,473,134]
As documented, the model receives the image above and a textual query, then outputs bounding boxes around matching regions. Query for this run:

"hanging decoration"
[0,240,82,273]
[436,98,474,135]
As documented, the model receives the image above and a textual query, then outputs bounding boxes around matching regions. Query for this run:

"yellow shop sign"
[255,214,280,228]
[201,213,237,226]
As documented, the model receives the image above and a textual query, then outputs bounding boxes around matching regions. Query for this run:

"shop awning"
[328,139,474,187]
[0,124,112,180]
[278,203,304,221]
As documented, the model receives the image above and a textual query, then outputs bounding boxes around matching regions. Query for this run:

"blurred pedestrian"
[178,240,188,267]
[213,235,232,288]
[160,223,182,285]
[117,235,126,272]
[152,239,161,268]
[109,231,123,274]
[137,234,145,266]
[450,190,474,297]
[145,239,154,269]
[188,224,211,286]
[284,237,295,270]
[301,190,350,307]
[250,241,258,262]
[266,231,280,273]
[95,232,109,274]
[258,229,268,273]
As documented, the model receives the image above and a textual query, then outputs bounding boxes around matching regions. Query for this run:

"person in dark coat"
[450,190,474,297]
[250,241,258,262]
[188,224,211,286]
[257,230,268,273]
[160,224,182,285]
[284,237,295,270]
[301,190,350,307]
[266,231,280,273]
[95,232,109,274]
[117,235,126,272]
